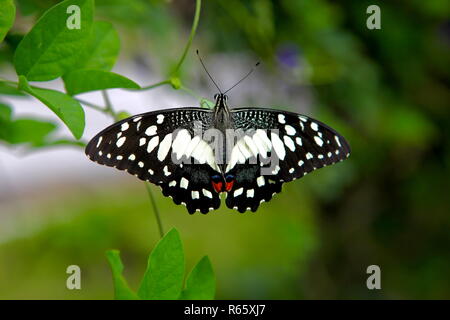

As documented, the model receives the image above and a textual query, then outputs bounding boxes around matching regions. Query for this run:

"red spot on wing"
[212,181,223,193]
[225,180,234,192]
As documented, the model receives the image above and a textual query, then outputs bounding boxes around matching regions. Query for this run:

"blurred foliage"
[0,0,449,299]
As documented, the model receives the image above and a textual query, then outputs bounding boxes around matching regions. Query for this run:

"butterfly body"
[86,93,350,214]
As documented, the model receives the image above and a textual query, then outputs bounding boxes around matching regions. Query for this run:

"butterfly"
[85,92,351,214]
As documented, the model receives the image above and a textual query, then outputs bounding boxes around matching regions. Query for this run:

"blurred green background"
[0,0,449,299]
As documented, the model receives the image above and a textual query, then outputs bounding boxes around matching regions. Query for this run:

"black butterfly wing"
[85,108,222,214]
[225,108,351,212]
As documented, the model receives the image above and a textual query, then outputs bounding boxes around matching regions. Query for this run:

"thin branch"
[76,98,106,112]
[145,182,164,239]
[131,79,171,91]
[172,0,201,75]
[101,90,119,120]
[180,85,202,100]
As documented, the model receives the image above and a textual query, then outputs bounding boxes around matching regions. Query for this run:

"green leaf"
[106,250,140,300]
[0,0,16,43]
[1,119,57,146]
[138,228,185,300]
[74,21,120,71]
[0,103,12,122]
[64,69,140,95]
[13,0,94,81]
[180,256,215,300]
[0,102,57,147]
[18,76,85,139]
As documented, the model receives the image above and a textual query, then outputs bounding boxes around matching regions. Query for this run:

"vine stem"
[76,98,106,112]
[136,80,171,91]
[172,0,201,76]
[180,85,202,100]
[101,90,119,120]
[145,182,164,239]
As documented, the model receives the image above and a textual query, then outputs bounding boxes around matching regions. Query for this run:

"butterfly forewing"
[85,108,223,214]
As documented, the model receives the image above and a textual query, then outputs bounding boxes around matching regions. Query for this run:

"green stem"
[76,98,106,112]
[145,182,164,239]
[172,0,201,76]
[180,85,202,100]
[101,90,118,120]
[128,79,171,91]
[0,78,18,86]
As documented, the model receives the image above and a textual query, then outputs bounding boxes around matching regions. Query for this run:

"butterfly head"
[214,93,228,107]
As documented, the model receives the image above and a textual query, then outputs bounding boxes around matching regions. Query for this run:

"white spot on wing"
[236,139,252,159]
[116,136,126,148]
[172,129,191,160]
[145,125,157,136]
[246,189,255,198]
[283,136,296,152]
[202,189,213,199]
[252,133,268,158]
[272,165,280,175]
[256,129,272,150]
[180,177,189,189]
[278,114,286,124]
[314,135,323,147]
[147,136,159,153]
[163,165,171,176]
[157,114,164,124]
[271,133,286,160]
[257,176,265,187]
[139,137,146,146]
[128,154,136,161]
[243,136,259,157]
[121,122,129,131]
[335,135,342,147]
[234,188,244,197]
[157,134,172,161]
[191,190,200,200]
[96,136,102,148]
[285,125,296,136]
[306,152,313,160]
[310,122,319,131]
[184,136,201,159]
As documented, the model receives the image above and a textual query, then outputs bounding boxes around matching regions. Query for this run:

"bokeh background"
[1,0,449,299]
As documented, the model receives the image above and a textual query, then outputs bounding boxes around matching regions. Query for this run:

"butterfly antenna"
[196,50,222,94]
[224,62,260,94]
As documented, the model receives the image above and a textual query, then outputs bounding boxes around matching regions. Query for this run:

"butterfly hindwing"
[225,164,283,213]
[85,108,222,214]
